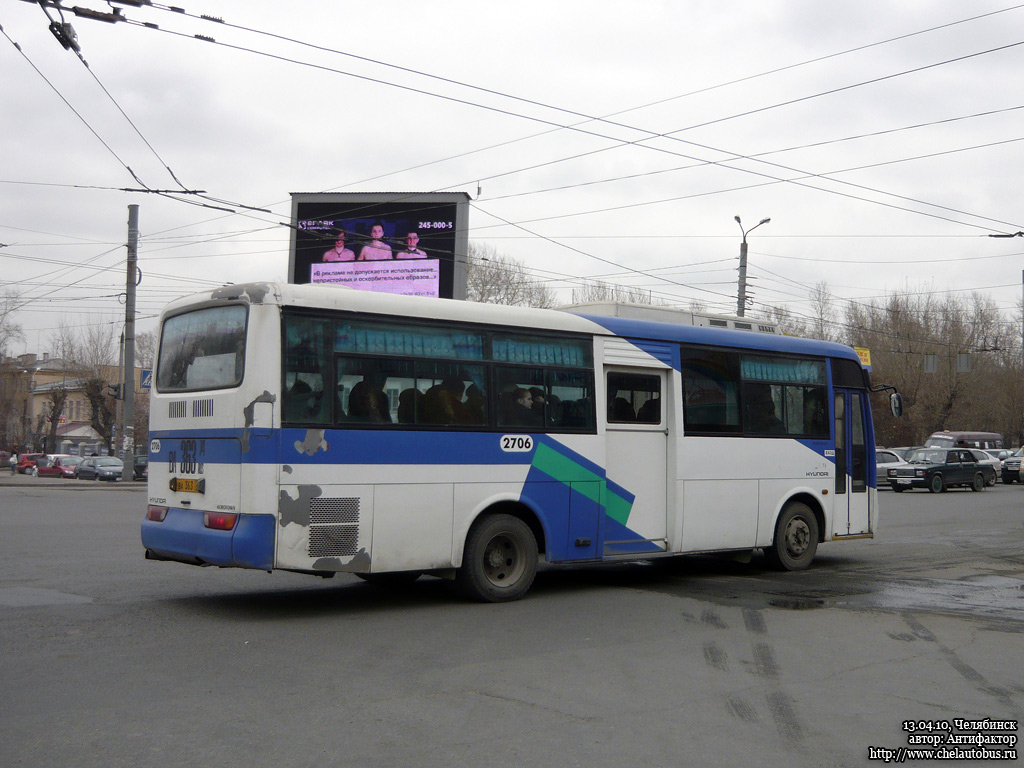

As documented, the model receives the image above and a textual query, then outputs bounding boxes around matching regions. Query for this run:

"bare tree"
[0,291,27,449]
[845,289,1017,446]
[763,303,811,338]
[808,281,840,342]
[51,320,121,448]
[466,243,556,308]
[0,290,25,359]
[570,279,655,305]
[135,330,156,369]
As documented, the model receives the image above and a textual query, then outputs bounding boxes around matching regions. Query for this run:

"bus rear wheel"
[764,502,818,571]
[457,514,537,603]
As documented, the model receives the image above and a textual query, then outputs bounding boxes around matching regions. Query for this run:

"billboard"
[288,192,470,300]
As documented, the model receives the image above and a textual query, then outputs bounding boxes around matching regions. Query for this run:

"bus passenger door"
[603,367,669,556]
[834,389,871,536]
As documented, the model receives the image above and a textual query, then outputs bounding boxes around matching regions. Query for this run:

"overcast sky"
[2,0,1023,355]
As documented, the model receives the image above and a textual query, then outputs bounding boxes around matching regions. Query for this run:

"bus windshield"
[156,305,247,392]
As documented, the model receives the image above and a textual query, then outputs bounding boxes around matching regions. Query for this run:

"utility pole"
[123,204,138,460]
[735,215,770,317]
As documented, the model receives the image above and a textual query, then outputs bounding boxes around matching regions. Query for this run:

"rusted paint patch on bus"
[294,429,329,456]
[240,390,276,453]
[313,549,371,572]
[278,484,322,527]
[211,282,272,304]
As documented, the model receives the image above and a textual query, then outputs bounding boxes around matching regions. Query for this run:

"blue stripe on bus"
[152,428,549,466]
[579,314,863,364]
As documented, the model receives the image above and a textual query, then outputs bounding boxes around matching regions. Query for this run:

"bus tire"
[928,474,945,493]
[970,473,985,492]
[457,513,537,603]
[764,502,818,571]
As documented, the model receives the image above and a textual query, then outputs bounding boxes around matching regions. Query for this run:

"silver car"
[967,449,1001,486]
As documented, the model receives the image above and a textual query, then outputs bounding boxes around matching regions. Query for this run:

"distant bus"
[924,431,1003,451]
[141,282,891,602]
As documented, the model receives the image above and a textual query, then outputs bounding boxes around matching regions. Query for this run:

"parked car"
[76,456,124,482]
[16,453,44,474]
[133,455,148,481]
[886,448,994,493]
[0,451,11,469]
[55,455,83,478]
[1001,447,1023,484]
[875,450,904,488]
[888,446,922,460]
[967,449,1001,486]
[32,454,71,478]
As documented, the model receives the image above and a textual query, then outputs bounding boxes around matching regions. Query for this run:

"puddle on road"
[767,575,1024,623]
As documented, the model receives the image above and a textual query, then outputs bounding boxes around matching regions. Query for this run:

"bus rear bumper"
[142,508,275,571]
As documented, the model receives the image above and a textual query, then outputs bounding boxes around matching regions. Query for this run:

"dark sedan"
[76,456,124,482]
[887,448,994,493]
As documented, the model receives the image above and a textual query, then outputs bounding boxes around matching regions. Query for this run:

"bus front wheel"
[457,514,538,603]
[764,502,819,571]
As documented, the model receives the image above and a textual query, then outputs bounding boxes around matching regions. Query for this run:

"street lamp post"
[735,215,770,318]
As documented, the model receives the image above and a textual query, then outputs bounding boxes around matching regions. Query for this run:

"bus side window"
[282,317,329,424]
[607,372,661,425]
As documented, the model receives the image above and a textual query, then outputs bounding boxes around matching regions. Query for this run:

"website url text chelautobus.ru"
[869,718,1017,763]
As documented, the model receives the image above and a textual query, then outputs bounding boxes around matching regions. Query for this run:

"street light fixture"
[735,215,770,318]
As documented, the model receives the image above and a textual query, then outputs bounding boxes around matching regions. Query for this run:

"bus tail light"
[204,512,238,531]
[147,505,169,522]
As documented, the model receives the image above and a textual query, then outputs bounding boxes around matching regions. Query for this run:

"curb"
[0,476,146,490]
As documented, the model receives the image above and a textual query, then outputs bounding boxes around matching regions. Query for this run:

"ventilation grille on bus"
[192,398,214,418]
[308,497,360,558]
[169,399,215,418]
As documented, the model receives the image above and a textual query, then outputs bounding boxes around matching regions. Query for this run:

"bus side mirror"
[889,392,903,418]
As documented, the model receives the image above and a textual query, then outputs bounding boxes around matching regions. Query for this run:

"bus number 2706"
[500,435,534,453]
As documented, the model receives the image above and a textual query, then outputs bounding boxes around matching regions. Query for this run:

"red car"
[16,453,43,474]
[33,455,73,478]
[56,456,84,478]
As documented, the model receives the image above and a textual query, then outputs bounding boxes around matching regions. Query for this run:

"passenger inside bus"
[745,384,785,434]
[284,379,313,421]
[637,397,660,423]
[397,388,422,424]
[422,376,468,425]
[348,377,391,423]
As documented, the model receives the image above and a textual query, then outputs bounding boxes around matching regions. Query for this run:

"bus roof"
[162,281,863,363]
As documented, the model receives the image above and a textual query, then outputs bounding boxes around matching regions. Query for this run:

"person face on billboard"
[397,231,428,259]
[322,232,355,262]
[357,223,393,261]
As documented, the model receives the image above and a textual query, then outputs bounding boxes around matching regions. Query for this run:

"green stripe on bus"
[605,491,633,526]
[530,442,634,523]
[532,442,602,486]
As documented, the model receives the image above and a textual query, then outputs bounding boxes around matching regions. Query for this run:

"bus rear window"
[157,306,247,392]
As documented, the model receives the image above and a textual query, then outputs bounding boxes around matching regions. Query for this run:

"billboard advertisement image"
[289,192,469,300]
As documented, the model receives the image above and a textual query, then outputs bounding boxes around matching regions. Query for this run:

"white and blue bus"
[142,282,890,601]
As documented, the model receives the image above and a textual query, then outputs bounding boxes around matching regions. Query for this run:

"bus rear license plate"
[170,477,206,494]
